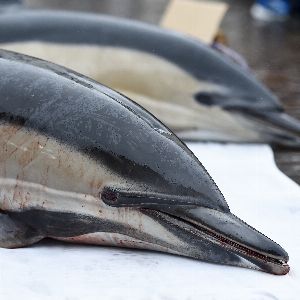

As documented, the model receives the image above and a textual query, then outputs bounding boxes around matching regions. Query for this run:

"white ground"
[0,144,299,300]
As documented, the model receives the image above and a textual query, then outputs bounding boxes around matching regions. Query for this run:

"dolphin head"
[190,45,300,147]
[96,106,289,275]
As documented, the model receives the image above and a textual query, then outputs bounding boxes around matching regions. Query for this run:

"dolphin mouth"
[232,109,300,147]
[143,208,289,275]
[101,188,289,274]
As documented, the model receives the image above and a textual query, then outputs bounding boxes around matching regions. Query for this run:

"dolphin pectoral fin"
[0,212,44,248]
[101,187,199,209]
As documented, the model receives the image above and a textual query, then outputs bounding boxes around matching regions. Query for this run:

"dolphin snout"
[158,206,290,275]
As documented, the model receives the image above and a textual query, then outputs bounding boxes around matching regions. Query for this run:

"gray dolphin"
[0,9,299,146]
[0,50,289,275]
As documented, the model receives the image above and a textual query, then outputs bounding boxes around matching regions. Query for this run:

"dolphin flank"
[0,50,289,275]
[0,9,299,146]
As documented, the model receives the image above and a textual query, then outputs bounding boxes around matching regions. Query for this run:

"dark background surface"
[24,0,300,183]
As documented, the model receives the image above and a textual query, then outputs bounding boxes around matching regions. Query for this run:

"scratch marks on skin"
[40,146,57,161]
[0,123,115,197]
[0,123,25,165]
[18,136,49,169]
[0,124,48,175]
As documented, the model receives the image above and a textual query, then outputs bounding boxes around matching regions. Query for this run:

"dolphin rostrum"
[0,50,289,275]
[0,9,299,146]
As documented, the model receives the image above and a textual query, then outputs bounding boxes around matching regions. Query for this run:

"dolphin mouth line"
[147,209,289,274]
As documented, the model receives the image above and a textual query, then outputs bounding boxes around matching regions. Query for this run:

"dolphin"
[0,9,299,146]
[0,50,289,275]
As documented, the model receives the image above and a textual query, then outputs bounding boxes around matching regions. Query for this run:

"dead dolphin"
[0,50,289,275]
[0,9,299,146]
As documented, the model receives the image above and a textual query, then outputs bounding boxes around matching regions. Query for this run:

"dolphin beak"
[144,207,289,275]
[234,110,300,147]
[103,187,289,274]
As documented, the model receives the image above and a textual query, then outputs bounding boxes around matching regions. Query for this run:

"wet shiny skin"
[0,50,289,274]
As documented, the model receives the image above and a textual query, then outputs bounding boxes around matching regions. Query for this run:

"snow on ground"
[0,144,299,300]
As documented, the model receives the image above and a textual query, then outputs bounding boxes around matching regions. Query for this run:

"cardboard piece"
[160,0,228,43]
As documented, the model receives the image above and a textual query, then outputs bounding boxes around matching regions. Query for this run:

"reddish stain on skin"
[39,165,50,187]
[18,136,48,168]
[57,233,148,249]
[58,235,108,245]
[0,195,10,211]
[0,125,29,163]
[12,176,25,210]
[88,177,103,191]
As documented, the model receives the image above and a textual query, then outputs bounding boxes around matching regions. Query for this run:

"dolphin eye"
[101,188,118,203]
[194,92,216,106]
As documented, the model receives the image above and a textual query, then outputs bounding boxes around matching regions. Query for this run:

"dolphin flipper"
[0,212,43,248]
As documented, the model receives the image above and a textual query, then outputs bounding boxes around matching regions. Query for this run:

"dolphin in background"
[0,50,289,275]
[0,9,299,146]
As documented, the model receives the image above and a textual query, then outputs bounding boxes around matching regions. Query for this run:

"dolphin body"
[0,50,289,275]
[0,9,299,146]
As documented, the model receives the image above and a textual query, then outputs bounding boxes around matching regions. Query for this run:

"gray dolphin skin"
[0,50,289,275]
[0,9,299,146]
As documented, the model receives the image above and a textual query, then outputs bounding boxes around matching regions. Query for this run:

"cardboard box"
[161,0,228,43]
